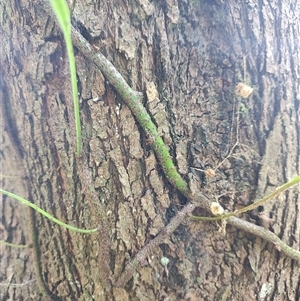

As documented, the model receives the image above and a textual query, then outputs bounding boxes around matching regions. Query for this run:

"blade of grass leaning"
[0,174,18,179]
[49,0,81,157]
[190,175,300,221]
[0,240,27,248]
[0,188,98,233]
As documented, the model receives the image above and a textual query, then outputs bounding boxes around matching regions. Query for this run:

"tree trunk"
[1,0,299,300]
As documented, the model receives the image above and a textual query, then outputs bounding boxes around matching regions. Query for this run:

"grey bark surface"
[0,0,299,301]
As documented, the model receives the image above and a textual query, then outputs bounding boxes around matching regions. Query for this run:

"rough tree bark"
[1,0,299,300]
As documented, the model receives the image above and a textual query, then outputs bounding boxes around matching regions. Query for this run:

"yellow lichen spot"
[146,82,158,102]
[235,83,253,98]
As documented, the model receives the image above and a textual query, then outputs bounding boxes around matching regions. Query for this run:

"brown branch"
[227,216,300,261]
[114,203,196,287]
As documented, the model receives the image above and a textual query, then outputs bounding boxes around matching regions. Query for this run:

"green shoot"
[49,0,81,157]
[0,240,27,248]
[0,188,98,234]
[0,174,18,179]
[190,175,300,221]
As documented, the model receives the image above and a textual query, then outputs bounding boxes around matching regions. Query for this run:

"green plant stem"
[190,175,300,221]
[69,27,190,194]
[49,0,82,157]
[0,189,98,234]
[0,174,18,179]
[0,240,27,248]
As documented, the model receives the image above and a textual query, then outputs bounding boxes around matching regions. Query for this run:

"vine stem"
[190,175,300,221]
[227,216,300,261]
[0,240,27,248]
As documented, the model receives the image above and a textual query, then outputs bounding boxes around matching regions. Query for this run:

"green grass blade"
[49,0,81,157]
[0,188,98,233]
[190,175,300,221]
[0,240,27,248]
[0,174,18,179]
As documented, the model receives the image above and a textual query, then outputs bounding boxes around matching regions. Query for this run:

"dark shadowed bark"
[1,0,299,300]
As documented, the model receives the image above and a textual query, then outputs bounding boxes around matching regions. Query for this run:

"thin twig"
[227,216,300,261]
[115,203,196,287]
